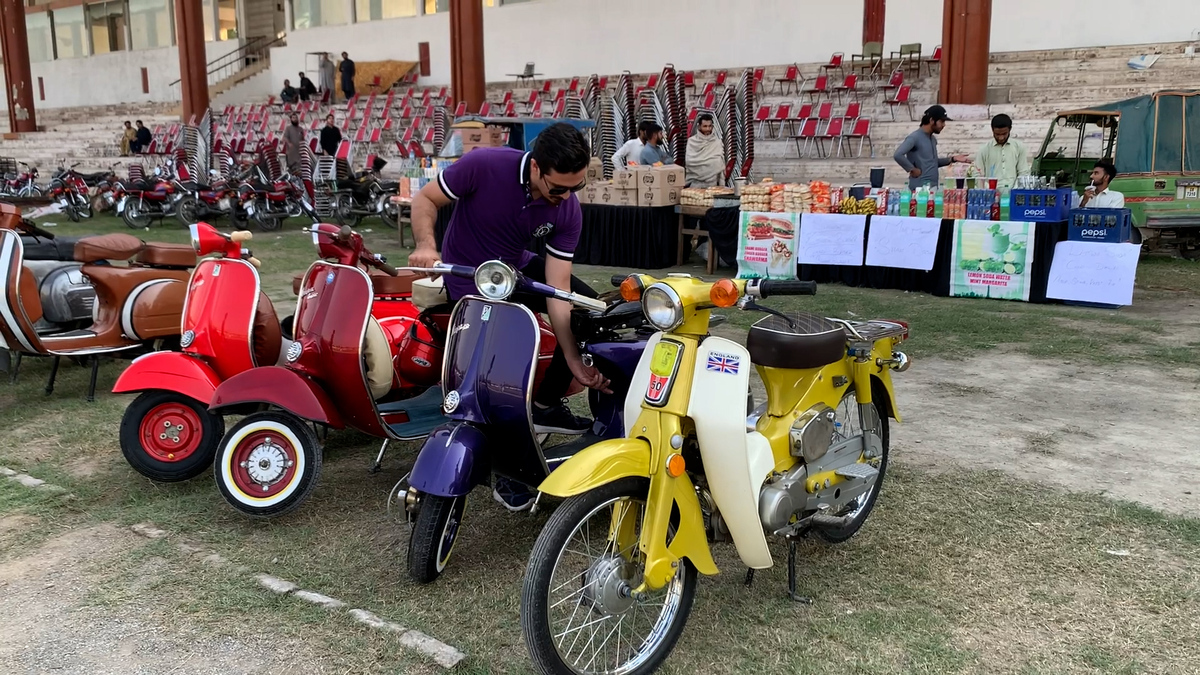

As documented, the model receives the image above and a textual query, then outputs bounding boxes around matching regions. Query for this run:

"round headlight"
[474,260,517,300]
[285,341,303,363]
[642,284,684,332]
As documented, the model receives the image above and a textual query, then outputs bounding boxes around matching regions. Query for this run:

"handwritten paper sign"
[798,214,866,267]
[865,216,942,271]
[1046,241,1139,306]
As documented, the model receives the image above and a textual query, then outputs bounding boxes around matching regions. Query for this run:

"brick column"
[449,0,485,114]
[939,0,991,104]
[176,0,210,122]
[0,0,38,132]
[863,0,885,46]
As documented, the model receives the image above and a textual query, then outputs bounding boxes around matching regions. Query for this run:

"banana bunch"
[838,196,877,215]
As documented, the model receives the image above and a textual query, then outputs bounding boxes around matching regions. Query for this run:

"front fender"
[538,438,652,498]
[209,366,344,428]
[539,438,719,580]
[112,352,220,404]
[871,371,902,422]
[409,422,490,498]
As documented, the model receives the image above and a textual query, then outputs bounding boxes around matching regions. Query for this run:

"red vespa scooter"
[111,223,283,482]
[207,227,504,518]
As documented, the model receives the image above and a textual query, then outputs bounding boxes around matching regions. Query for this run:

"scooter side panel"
[181,259,258,380]
[442,297,546,487]
[210,365,345,428]
[409,422,492,497]
[0,231,44,353]
[586,338,648,439]
[687,337,775,570]
[112,351,221,403]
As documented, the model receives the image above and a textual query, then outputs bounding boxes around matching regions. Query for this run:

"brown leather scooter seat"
[137,242,197,269]
[251,291,283,366]
[747,313,847,371]
[370,270,417,296]
[74,233,143,263]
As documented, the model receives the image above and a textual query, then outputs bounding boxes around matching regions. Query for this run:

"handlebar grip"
[610,274,629,287]
[245,256,262,268]
[759,279,817,298]
[376,260,400,277]
[230,230,253,243]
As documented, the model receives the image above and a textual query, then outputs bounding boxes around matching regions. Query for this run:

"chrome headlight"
[474,260,517,301]
[642,284,684,332]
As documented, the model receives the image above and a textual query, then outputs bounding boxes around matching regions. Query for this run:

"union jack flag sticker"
[706,352,740,375]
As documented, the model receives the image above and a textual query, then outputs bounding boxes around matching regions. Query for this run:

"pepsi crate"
[1067,207,1132,243]
[1009,188,1074,222]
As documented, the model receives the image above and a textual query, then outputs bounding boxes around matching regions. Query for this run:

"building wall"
[29,40,243,109]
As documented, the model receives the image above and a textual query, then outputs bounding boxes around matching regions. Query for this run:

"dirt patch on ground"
[0,428,62,466]
[0,514,37,537]
[892,353,1200,516]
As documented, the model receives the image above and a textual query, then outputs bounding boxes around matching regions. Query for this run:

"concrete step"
[987,41,1193,64]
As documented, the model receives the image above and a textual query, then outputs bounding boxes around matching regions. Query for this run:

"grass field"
[2,214,1198,674]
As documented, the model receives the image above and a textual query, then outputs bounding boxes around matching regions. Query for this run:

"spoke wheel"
[407,494,467,583]
[815,385,890,544]
[119,390,224,482]
[123,203,151,229]
[522,477,696,675]
[214,411,322,518]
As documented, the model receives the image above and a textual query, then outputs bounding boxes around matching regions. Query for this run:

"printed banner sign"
[949,220,1035,302]
[736,212,800,280]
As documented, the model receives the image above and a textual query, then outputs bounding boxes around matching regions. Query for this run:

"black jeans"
[517,256,598,407]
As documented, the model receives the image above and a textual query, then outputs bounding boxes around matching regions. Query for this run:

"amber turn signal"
[710,278,740,308]
[665,453,686,478]
[619,276,643,302]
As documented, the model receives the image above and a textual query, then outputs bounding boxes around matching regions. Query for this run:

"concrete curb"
[131,523,466,669]
[1,466,73,498]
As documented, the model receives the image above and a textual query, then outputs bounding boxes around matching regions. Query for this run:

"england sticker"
[706,352,740,375]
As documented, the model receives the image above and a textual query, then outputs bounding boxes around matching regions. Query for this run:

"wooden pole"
[449,0,486,114]
[0,0,38,132]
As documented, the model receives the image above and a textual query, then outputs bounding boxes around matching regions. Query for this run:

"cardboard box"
[578,183,600,204]
[639,187,681,207]
[460,126,505,155]
[640,165,685,189]
[613,168,637,189]
[586,157,604,183]
[596,186,636,206]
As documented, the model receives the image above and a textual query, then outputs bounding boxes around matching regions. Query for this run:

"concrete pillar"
[449,0,485,113]
[0,0,38,133]
[176,0,211,122]
[863,0,885,46]
[939,0,991,104]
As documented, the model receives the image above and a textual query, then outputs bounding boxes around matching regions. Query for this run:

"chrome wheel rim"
[546,495,686,675]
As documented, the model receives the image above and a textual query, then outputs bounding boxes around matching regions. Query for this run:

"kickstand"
[86,356,100,403]
[369,439,390,474]
[9,351,22,384]
[787,539,813,604]
[44,355,61,396]
[744,568,755,587]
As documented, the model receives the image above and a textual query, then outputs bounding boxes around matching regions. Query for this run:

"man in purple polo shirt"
[409,123,610,510]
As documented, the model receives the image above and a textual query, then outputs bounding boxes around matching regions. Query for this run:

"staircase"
[169,35,286,115]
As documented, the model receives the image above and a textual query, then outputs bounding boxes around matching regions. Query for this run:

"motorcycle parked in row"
[329,157,398,228]
[175,169,246,229]
[46,162,93,223]
[520,274,911,675]
[403,262,646,583]
[116,167,183,229]
[0,202,195,400]
[112,223,283,482]
[207,225,454,518]
[241,165,308,232]
[3,162,42,198]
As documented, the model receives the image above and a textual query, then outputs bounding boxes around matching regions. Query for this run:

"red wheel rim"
[139,403,205,463]
[229,429,299,499]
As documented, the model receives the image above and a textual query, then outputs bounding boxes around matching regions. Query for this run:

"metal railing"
[168,35,288,94]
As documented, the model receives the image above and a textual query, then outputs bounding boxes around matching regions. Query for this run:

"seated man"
[132,120,152,154]
[1074,159,1125,209]
[280,79,299,104]
[409,122,611,511]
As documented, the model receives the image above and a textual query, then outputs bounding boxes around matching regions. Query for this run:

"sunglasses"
[543,175,586,196]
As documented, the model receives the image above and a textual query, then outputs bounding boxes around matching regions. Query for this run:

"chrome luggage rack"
[825,318,908,342]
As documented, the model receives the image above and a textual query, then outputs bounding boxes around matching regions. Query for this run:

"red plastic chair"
[369,128,382,144]
[335,140,352,161]
[409,140,426,158]
[354,126,367,143]
[524,90,540,113]
[773,64,806,95]
[501,90,513,105]
[845,118,873,157]
[832,74,859,104]
[551,98,565,118]
[400,105,414,119]
[567,77,579,92]
[478,102,491,116]
[817,117,846,158]
[502,100,516,117]
[820,52,845,79]
[682,71,696,94]
[885,85,914,121]
[752,67,765,94]
[753,105,773,138]
[807,75,830,102]
[714,71,727,91]
[395,140,410,159]
[786,103,813,137]
[539,80,552,99]
[880,69,904,97]
[766,103,792,139]
[923,45,942,77]
[700,90,716,110]
[453,101,467,117]
[843,101,861,124]
[816,101,834,121]
[529,98,544,118]
[792,118,821,158]
[400,125,416,145]
[596,76,608,91]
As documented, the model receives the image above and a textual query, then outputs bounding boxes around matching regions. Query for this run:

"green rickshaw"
[1033,90,1200,259]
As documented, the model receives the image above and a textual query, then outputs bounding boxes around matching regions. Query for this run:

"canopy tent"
[1067,90,1200,176]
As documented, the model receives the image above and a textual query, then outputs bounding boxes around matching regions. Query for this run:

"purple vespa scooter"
[402,261,653,583]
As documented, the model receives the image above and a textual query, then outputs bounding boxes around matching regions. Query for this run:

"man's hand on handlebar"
[408,245,441,270]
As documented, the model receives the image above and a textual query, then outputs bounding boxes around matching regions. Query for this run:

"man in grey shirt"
[893,105,970,189]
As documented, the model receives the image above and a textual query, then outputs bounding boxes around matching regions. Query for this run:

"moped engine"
[758,463,809,534]
[790,404,837,462]
[26,261,95,327]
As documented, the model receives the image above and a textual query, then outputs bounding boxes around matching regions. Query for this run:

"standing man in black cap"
[893,105,970,189]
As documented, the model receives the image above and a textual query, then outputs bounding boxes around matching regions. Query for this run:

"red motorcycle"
[46,162,92,222]
[117,167,182,229]
[111,223,282,482]
[207,226,475,518]
[3,162,42,198]
[239,166,308,232]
